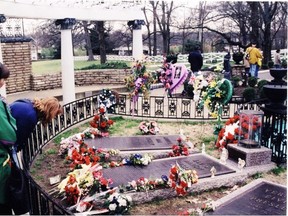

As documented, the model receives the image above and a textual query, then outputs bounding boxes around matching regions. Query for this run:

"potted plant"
[232,52,244,64]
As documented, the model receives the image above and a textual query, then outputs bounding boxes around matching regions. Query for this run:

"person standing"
[188,46,203,75]
[10,97,63,152]
[246,42,263,78]
[274,49,281,68]
[0,63,17,215]
[223,52,231,80]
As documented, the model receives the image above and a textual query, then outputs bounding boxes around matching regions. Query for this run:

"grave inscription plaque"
[103,154,235,187]
[209,181,287,215]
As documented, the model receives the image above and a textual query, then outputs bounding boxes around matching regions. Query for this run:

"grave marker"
[209,179,287,215]
[85,135,179,151]
[103,154,235,187]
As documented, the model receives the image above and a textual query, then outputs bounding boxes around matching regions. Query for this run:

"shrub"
[242,87,256,102]
[78,61,129,70]
[257,79,268,99]
[281,59,287,68]
[248,77,258,87]
[268,61,274,68]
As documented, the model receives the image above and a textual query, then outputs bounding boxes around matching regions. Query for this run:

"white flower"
[125,195,132,203]
[118,197,127,207]
[109,203,117,211]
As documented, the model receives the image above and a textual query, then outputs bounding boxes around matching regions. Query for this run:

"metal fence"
[22,94,263,215]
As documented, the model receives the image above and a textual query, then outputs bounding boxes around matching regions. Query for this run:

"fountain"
[263,68,287,110]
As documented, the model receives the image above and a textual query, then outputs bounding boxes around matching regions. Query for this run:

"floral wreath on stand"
[124,61,154,114]
[196,77,233,135]
[99,89,118,114]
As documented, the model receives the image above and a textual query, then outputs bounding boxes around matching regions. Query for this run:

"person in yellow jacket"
[245,42,263,78]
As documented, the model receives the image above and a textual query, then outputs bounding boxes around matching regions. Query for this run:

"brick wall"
[31,69,130,91]
[1,40,129,93]
[2,41,32,94]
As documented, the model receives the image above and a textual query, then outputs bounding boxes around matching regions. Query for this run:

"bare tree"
[82,21,94,61]
[97,21,107,64]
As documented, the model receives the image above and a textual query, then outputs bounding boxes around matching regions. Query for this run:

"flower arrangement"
[124,61,154,101]
[196,77,233,134]
[138,121,160,135]
[98,89,118,114]
[168,163,198,196]
[58,163,112,206]
[216,115,240,149]
[89,107,114,137]
[126,176,168,192]
[238,111,262,146]
[123,153,153,166]
[105,192,132,215]
[168,137,189,157]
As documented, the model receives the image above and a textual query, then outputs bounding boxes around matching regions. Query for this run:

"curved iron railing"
[21,93,262,215]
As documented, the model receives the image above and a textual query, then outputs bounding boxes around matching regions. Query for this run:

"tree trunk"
[83,21,94,61]
[152,2,158,56]
[97,21,106,64]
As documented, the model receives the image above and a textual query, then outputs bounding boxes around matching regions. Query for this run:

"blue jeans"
[249,64,258,78]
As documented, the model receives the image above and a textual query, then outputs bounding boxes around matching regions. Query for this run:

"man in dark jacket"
[182,47,203,97]
[188,47,203,73]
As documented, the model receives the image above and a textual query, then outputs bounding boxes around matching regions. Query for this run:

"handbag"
[6,149,30,215]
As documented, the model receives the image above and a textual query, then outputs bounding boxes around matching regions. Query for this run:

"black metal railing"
[21,93,265,215]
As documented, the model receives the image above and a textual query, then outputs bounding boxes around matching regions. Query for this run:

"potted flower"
[232,52,244,64]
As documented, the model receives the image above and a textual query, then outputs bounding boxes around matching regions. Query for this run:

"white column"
[130,20,144,61]
[132,28,143,61]
[56,18,76,104]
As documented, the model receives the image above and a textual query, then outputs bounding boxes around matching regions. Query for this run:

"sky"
[19,0,201,34]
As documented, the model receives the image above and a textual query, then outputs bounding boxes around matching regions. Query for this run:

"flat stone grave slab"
[208,179,287,215]
[103,154,235,187]
[85,135,179,151]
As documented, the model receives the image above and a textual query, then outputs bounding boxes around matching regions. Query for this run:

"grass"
[32,59,132,75]
[32,59,221,75]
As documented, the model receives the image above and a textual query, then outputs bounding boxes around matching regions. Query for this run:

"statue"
[238,158,246,172]
[210,166,216,178]
[220,148,228,165]
[185,136,194,149]
[202,143,205,154]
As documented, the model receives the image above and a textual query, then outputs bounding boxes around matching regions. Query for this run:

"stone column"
[55,18,76,104]
[0,14,6,97]
[128,20,144,61]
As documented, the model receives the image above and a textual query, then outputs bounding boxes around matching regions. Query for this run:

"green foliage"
[45,148,57,155]
[184,39,201,53]
[40,47,55,59]
[242,87,256,102]
[77,61,129,70]
[247,77,258,87]
[252,172,263,179]
[281,59,287,68]
[261,64,269,69]
[271,166,286,176]
[268,61,274,68]
[257,79,268,98]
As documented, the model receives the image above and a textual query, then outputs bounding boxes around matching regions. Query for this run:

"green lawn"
[32,59,102,75]
[32,59,222,75]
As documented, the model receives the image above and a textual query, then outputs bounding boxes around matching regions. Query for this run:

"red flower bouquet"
[168,163,198,196]
[90,107,114,137]
[216,115,240,149]
[168,137,189,157]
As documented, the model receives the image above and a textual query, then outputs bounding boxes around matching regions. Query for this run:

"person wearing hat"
[245,42,263,78]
